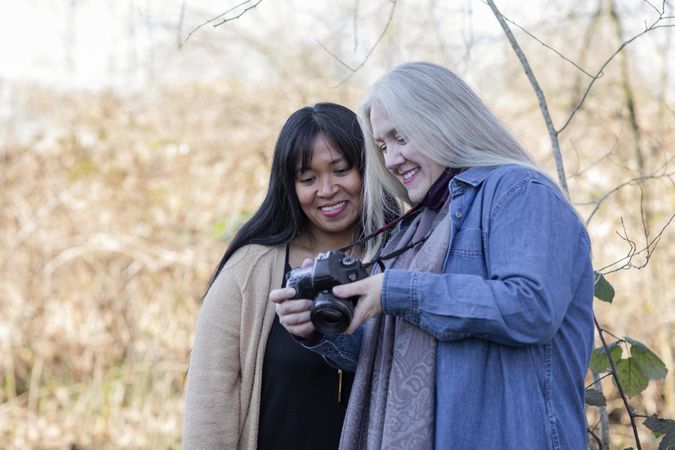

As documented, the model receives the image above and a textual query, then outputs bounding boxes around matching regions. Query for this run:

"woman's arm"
[382,180,592,345]
[184,271,242,449]
[334,179,592,346]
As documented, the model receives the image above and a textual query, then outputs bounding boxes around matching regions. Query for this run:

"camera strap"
[338,203,424,256]
[363,195,453,271]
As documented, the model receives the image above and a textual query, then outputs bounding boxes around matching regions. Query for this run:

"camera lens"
[341,256,356,266]
[311,291,353,335]
[319,310,342,324]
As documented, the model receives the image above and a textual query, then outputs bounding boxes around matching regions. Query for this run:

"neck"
[289,226,358,267]
[304,226,356,253]
[420,167,462,209]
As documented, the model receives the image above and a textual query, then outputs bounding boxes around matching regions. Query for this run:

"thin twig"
[501,16,595,78]
[319,0,398,87]
[353,0,359,53]
[559,11,675,133]
[579,169,675,225]
[594,315,642,449]
[177,1,186,49]
[213,0,262,27]
[587,426,606,450]
[598,213,675,274]
[184,0,262,43]
[644,0,664,15]
[316,40,356,72]
[586,371,614,388]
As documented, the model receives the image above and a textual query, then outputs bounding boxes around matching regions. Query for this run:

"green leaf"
[625,337,668,381]
[584,388,607,406]
[614,357,649,396]
[590,341,622,373]
[643,414,675,450]
[594,271,615,303]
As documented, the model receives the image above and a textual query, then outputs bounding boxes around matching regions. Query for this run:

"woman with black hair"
[183,103,397,449]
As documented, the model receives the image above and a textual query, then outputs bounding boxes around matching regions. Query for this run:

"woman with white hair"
[273,62,594,449]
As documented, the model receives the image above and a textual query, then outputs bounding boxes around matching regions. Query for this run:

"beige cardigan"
[183,244,286,450]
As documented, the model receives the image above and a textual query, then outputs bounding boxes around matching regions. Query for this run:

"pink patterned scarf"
[340,201,452,449]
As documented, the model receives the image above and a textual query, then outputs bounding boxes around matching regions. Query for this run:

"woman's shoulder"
[480,164,563,198]
[222,244,285,276]
[208,244,285,293]
[481,165,586,228]
[486,163,539,183]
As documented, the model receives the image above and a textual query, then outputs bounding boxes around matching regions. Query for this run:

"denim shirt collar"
[451,166,497,188]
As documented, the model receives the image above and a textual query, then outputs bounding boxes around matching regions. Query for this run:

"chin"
[408,192,423,204]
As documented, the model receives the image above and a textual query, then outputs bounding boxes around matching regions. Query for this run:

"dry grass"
[0,76,672,449]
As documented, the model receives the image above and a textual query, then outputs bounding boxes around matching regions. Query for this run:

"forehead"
[296,133,345,170]
[369,106,394,139]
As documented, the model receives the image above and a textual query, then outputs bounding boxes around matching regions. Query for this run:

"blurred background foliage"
[0,0,673,448]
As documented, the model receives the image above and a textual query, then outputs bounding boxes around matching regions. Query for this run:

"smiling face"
[370,105,445,203]
[295,133,363,245]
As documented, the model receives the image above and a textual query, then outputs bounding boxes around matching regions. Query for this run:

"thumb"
[302,258,314,268]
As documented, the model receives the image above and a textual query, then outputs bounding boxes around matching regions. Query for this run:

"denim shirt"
[308,165,594,450]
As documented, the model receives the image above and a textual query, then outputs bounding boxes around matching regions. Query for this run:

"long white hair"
[359,61,538,210]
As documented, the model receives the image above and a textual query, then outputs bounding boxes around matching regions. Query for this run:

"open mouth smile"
[319,201,347,217]
[400,167,419,184]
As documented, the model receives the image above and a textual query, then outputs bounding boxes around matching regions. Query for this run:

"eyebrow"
[373,128,398,142]
[296,156,348,174]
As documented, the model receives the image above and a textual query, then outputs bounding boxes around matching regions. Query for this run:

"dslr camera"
[285,250,368,335]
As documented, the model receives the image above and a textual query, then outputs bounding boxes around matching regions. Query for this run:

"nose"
[317,175,338,198]
[383,145,404,171]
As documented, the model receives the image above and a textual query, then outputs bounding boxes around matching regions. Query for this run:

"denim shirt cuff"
[382,269,418,317]
[302,333,361,370]
[303,337,334,355]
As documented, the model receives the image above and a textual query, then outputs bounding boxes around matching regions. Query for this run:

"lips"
[319,200,347,217]
[399,167,420,185]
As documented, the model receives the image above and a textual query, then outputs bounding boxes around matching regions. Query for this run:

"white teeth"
[321,201,345,212]
[402,168,419,180]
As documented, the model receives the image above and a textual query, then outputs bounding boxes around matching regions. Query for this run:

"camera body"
[285,250,368,335]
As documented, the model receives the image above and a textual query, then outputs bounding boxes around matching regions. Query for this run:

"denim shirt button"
[454,210,462,218]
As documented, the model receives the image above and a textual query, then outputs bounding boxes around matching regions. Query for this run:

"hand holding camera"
[284,250,368,335]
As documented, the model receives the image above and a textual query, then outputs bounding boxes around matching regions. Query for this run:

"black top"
[257,253,355,450]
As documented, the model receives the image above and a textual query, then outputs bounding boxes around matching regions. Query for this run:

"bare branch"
[559,11,675,133]
[586,372,614,389]
[567,135,617,180]
[578,167,675,225]
[587,427,605,450]
[316,40,355,72]
[598,213,675,274]
[213,0,263,27]
[484,0,569,196]
[501,15,595,78]
[593,315,643,449]
[177,1,186,49]
[353,0,360,53]
[184,0,263,43]
[644,0,664,15]
[319,0,398,86]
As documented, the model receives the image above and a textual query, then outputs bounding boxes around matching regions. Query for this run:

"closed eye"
[335,167,352,175]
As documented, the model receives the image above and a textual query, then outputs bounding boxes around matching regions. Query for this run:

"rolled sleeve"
[382,268,427,328]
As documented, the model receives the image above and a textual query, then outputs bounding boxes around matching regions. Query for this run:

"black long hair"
[207,103,369,288]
